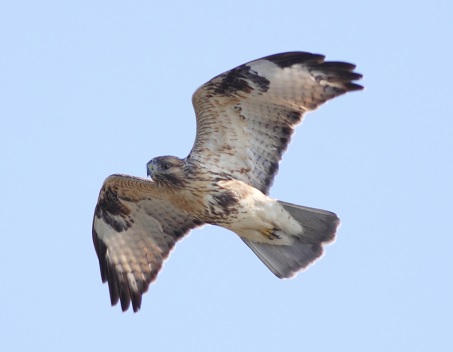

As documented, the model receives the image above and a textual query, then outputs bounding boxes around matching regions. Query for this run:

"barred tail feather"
[242,201,340,279]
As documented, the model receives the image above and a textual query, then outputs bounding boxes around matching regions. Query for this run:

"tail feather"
[242,201,340,279]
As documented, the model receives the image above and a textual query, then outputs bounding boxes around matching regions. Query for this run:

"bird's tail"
[241,200,340,278]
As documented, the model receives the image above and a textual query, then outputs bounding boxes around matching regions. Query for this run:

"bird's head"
[146,156,187,188]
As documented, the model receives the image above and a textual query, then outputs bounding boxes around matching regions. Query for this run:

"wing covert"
[92,174,202,312]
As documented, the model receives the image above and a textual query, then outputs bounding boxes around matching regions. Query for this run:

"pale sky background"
[1,1,452,351]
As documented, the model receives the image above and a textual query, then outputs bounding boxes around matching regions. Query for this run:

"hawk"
[93,52,363,312]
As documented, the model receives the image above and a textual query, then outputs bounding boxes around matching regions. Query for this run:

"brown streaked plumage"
[93,51,363,312]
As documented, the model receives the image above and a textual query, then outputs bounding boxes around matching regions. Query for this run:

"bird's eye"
[161,162,171,171]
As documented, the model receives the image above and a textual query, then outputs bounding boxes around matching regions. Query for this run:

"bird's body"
[155,166,299,242]
[93,51,363,312]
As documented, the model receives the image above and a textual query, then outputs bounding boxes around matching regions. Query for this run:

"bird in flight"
[92,51,363,312]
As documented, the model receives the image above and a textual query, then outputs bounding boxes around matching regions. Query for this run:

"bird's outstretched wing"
[92,174,202,312]
[190,52,363,194]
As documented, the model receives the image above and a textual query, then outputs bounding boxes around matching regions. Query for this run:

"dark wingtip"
[345,82,364,92]
[264,51,325,68]
[106,264,120,307]
[315,61,364,92]
[261,51,364,92]
[131,293,142,313]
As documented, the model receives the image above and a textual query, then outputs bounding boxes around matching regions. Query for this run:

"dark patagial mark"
[95,187,131,232]
[214,65,270,96]
[98,187,130,217]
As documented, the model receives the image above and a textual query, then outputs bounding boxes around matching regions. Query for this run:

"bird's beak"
[146,163,153,178]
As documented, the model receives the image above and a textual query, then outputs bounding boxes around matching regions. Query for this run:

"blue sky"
[1,1,452,351]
